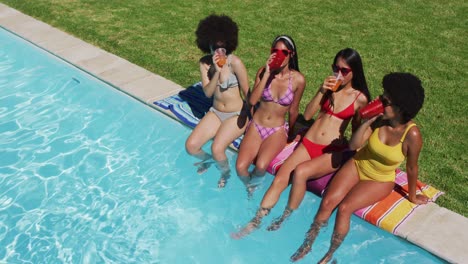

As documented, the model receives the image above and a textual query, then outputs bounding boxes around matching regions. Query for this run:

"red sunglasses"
[271,48,292,56]
[332,64,353,76]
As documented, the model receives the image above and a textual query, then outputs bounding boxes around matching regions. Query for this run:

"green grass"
[1,0,466,216]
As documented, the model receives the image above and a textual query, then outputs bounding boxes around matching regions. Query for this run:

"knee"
[236,159,250,176]
[271,174,290,190]
[320,195,340,213]
[254,160,269,175]
[292,164,309,184]
[185,138,199,155]
[211,144,226,161]
[337,201,354,217]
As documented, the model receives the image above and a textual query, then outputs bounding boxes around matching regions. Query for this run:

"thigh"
[275,144,310,181]
[341,180,395,212]
[322,159,360,202]
[213,114,246,150]
[256,128,287,167]
[237,123,262,165]
[187,111,220,147]
[295,151,344,179]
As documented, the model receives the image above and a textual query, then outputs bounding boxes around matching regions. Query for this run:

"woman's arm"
[404,125,428,204]
[249,67,270,106]
[303,87,325,121]
[200,59,219,98]
[303,76,337,120]
[350,93,369,133]
[349,115,380,150]
[287,72,306,138]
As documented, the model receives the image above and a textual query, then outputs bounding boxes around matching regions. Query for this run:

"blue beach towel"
[153,82,242,149]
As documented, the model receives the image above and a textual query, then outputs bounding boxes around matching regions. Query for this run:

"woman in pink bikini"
[236,35,305,193]
[232,48,371,238]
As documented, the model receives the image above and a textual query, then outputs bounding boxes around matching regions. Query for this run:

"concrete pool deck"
[1,3,467,263]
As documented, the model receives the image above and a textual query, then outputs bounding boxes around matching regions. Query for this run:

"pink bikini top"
[321,92,361,120]
[262,73,294,106]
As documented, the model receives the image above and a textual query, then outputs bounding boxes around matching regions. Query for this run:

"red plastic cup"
[268,50,286,70]
[359,98,384,119]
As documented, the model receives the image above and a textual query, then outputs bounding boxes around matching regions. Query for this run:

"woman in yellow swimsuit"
[291,72,430,263]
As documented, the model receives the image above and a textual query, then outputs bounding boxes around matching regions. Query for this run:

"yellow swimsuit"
[354,124,416,182]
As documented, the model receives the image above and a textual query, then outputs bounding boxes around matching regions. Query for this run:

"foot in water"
[217,170,231,188]
[230,220,259,239]
[318,253,336,264]
[230,207,271,239]
[290,239,313,262]
[290,220,327,262]
[266,207,293,231]
[194,160,214,174]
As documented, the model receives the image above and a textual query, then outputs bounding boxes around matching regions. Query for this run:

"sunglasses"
[380,96,392,107]
[331,64,353,76]
[271,48,292,56]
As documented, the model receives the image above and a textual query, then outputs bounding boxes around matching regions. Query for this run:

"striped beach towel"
[354,169,444,234]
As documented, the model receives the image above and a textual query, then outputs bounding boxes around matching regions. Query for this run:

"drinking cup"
[268,50,286,70]
[215,48,227,67]
[359,98,384,119]
[331,72,344,92]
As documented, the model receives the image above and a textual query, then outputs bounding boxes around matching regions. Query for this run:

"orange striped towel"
[354,169,444,234]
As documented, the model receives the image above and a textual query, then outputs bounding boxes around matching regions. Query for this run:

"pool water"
[0,27,443,263]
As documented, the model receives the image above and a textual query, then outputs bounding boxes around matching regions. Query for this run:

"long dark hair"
[324,48,371,107]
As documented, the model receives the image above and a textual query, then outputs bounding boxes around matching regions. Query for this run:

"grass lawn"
[1,0,466,216]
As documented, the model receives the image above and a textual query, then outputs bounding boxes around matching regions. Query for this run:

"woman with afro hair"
[185,14,250,188]
[291,72,429,263]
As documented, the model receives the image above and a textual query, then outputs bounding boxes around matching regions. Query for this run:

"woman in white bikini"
[185,14,250,188]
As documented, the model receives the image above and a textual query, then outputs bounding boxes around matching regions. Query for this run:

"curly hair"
[383,72,425,122]
[195,14,238,54]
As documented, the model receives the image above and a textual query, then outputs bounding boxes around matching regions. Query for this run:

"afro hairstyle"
[382,72,425,123]
[195,14,238,54]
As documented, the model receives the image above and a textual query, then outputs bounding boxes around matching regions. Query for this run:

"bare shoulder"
[355,91,369,107]
[406,122,422,139]
[292,70,306,86]
[228,54,244,66]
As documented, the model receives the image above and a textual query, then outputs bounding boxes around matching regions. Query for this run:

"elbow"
[289,109,299,120]
[248,97,258,106]
[303,112,313,121]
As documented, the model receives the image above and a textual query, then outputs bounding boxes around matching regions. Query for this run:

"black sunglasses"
[380,96,392,107]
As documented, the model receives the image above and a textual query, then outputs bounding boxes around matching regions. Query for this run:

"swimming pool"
[0,27,443,263]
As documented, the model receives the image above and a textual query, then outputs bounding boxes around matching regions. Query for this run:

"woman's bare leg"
[185,112,220,174]
[231,145,310,239]
[317,180,394,263]
[246,129,287,196]
[212,114,247,188]
[267,152,342,231]
[290,159,359,262]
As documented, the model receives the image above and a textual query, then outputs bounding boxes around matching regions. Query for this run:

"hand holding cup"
[214,48,227,68]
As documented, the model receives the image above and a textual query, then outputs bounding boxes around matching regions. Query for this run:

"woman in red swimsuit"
[232,48,370,239]
[236,35,305,194]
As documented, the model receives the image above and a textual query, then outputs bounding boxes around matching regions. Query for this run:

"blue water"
[0,27,443,263]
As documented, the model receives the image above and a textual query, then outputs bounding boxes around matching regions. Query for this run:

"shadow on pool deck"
[0,3,467,263]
